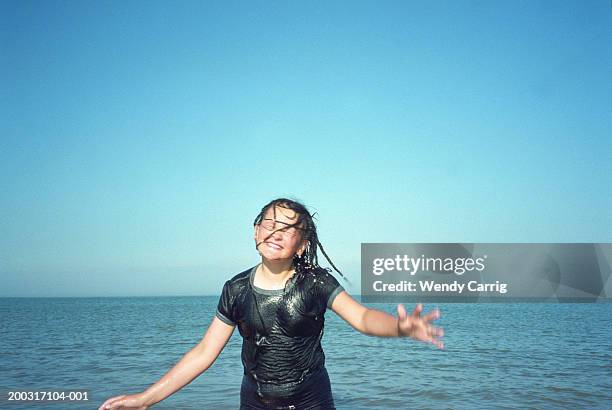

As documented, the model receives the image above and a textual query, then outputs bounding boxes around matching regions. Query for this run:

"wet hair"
[253,198,348,283]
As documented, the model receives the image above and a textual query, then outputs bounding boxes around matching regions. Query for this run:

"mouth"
[265,242,283,250]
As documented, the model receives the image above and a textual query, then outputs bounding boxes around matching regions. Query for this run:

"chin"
[261,253,293,262]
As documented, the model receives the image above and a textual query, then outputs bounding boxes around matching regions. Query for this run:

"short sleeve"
[316,269,345,309]
[215,280,236,326]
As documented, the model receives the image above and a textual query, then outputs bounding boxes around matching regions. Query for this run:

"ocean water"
[1,297,611,409]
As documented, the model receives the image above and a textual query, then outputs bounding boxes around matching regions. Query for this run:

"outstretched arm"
[331,291,444,349]
[99,317,235,409]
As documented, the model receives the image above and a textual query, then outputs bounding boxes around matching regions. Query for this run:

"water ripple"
[1,298,611,409]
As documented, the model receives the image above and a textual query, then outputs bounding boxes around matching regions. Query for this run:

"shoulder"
[225,266,252,287]
[311,267,341,286]
[216,267,253,326]
[302,267,343,294]
[301,267,344,309]
[219,266,253,299]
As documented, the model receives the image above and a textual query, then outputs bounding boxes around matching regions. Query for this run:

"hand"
[98,393,149,410]
[397,303,444,349]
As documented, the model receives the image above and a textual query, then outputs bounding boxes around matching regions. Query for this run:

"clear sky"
[2,0,611,297]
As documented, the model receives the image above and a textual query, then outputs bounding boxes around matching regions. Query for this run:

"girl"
[99,198,444,410]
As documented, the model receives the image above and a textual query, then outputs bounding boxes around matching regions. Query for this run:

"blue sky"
[2,0,611,297]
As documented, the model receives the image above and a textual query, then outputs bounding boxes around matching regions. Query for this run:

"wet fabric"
[216,265,343,408]
[239,366,335,409]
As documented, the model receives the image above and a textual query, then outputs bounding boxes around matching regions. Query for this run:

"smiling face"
[254,205,308,262]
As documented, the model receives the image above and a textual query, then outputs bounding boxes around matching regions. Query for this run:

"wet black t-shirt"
[215,265,344,396]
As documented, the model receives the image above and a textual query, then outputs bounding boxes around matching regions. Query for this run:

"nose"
[269,229,284,240]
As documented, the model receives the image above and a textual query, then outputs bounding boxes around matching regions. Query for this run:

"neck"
[259,258,294,284]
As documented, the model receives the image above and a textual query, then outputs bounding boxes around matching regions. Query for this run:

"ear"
[254,224,259,241]
[297,240,308,257]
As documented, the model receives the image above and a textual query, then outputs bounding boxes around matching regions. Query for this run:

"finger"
[411,303,423,318]
[424,334,444,349]
[105,398,127,410]
[99,396,126,410]
[422,308,440,324]
[428,325,444,338]
[107,399,125,410]
[397,303,407,320]
[432,338,445,349]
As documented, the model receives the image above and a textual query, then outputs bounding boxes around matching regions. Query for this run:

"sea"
[1,297,611,409]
